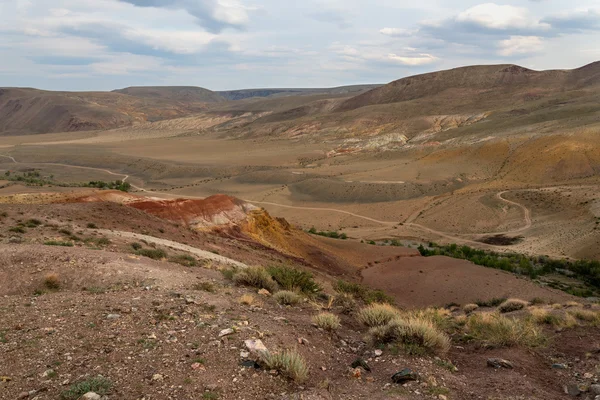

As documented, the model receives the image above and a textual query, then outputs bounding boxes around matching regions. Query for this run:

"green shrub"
[267,265,320,294]
[25,219,42,228]
[96,237,111,246]
[233,266,277,292]
[475,298,507,308]
[357,303,401,327]
[170,254,197,267]
[274,290,302,305]
[369,317,451,355]
[61,376,112,400]
[312,312,341,331]
[131,242,143,251]
[136,248,167,260]
[87,222,98,229]
[261,349,309,383]
[9,226,26,234]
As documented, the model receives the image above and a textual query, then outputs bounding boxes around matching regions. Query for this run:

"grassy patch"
[357,303,401,327]
[274,290,302,305]
[312,312,341,331]
[170,254,198,267]
[498,299,529,313]
[464,312,546,348]
[334,280,395,304]
[193,281,216,293]
[261,349,309,383]
[136,248,167,260]
[44,274,60,290]
[475,298,507,308]
[8,226,26,234]
[369,317,451,355]
[61,376,112,400]
[233,266,277,292]
[267,265,320,294]
[307,227,347,240]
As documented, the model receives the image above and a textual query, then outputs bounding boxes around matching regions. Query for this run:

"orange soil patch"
[361,255,573,308]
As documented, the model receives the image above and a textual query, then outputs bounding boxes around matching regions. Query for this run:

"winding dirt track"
[0,155,534,244]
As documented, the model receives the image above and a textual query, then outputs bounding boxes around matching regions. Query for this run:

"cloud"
[119,0,253,32]
[379,27,413,37]
[455,3,549,31]
[498,35,543,56]
[542,8,600,32]
[387,53,438,66]
[308,9,351,29]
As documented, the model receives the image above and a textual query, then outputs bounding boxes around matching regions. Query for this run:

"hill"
[113,86,226,103]
[218,85,381,101]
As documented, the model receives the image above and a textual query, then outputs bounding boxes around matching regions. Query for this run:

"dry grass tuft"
[239,294,256,306]
[568,309,600,324]
[274,290,302,306]
[498,299,529,313]
[564,301,583,308]
[369,317,451,355]
[529,307,577,328]
[465,312,546,347]
[357,303,401,327]
[312,312,341,331]
[261,349,309,383]
[44,273,61,290]
[463,303,479,314]
[233,266,278,293]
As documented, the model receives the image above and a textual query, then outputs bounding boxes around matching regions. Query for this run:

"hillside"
[218,85,381,101]
[113,86,226,103]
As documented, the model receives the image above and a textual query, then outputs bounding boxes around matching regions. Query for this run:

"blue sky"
[0,0,599,91]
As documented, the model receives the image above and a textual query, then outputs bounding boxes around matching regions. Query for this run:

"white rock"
[244,339,268,356]
[219,328,235,337]
[80,392,102,400]
[374,349,383,357]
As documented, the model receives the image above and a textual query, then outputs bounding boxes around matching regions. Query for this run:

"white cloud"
[379,27,413,37]
[456,3,550,31]
[387,53,438,66]
[122,29,217,54]
[498,35,543,56]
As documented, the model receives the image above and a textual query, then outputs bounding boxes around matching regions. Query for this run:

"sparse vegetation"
[61,376,112,400]
[267,265,320,294]
[239,294,256,305]
[136,248,167,260]
[334,280,395,304]
[498,298,529,313]
[87,222,98,229]
[307,227,347,240]
[193,281,215,293]
[312,312,341,331]
[357,303,401,327]
[9,226,26,234]
[475,298,507,308]
[170,254,198,267]
[369,317,451,355]
[274,290,302,305]
[233,266,278,293]
[44,274,60,290]
[131,242,143,251]
[463,303,479,314]
[464,312,546,348]
[44,240,74,247]
[261,349,309,383]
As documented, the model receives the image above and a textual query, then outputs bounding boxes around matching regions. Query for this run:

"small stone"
[584,372,593,379]
[591,384,600,395]
[487,358,513,369]
[41,369,55,378]
[240,351,250,359]
[8,236,22,244]
[240,360,260,369]
[80,393,102,400]
[218,328,234,337]
[439,395,448,400]
[205,384,219,391]
[552,363,568,369]
[17,392,29,399]
[298,337,309,345]
[152,374,164,382]
[374,349,383,357]
[258,289,271,296]
[565,383,581,396]
[350,367,362,379]
[191,363,205,370]
[106,314,120,320]
[245,339,268,357]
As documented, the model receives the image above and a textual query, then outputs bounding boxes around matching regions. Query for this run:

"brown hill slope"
[337,63,600,112]
[0,88,218,135]
[113,86,226,103]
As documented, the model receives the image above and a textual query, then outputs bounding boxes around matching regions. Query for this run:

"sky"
[0,0,599,91]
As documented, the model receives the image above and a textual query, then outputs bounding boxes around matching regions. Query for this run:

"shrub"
[233,266,277,293]
[96,237,111,246]
[312,312,341,331]
[61,376,112,400]
[239,294,256,305]
[9,226,26,234]
[463,304,479,314]
[136,248,167,260]
[25,219,42,227]
[369,317,451,355]
[267,265,320,294]
[44,274,60,290]
[220,267,237,281]
[498,299,529,313]
[333,293,357,314]
[131,242,143,251]
[87,223,98,229]
[170,254,197,267]
[261,349,309,383]
[465,312,546,347]
[274,290,302,305]
[357,303,401,327]
[530,297,546,305]
[529,307,577,328]
[475,298,507,308]
[193,281,215,293]
[334,280,395,304]
[568,309,600,324]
